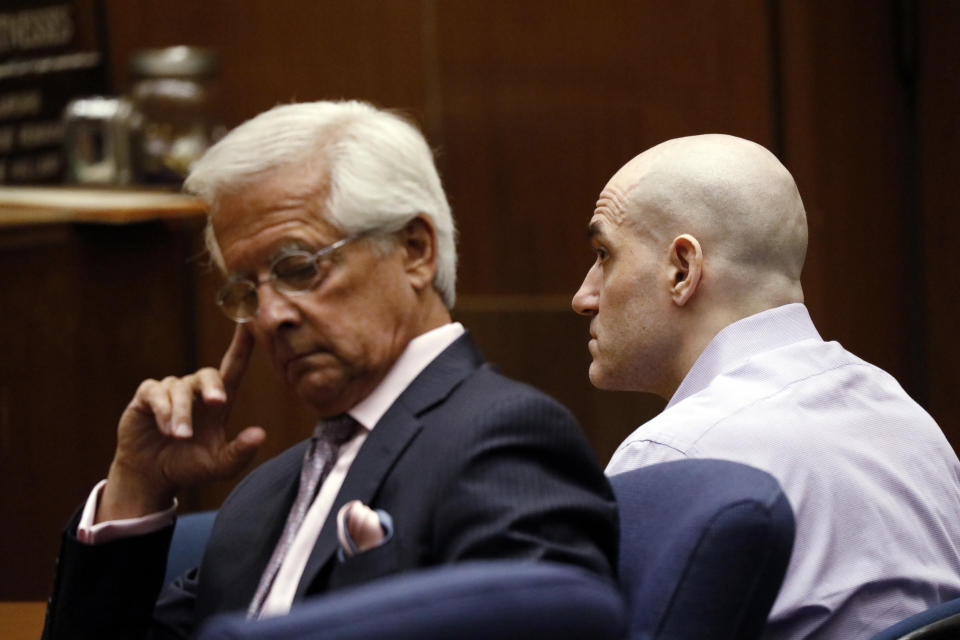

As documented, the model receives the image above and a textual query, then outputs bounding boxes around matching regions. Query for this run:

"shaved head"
[611,134,807,298]
[573,134,809,397]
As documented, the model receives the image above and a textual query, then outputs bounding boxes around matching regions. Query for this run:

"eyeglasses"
[216,233,363,323]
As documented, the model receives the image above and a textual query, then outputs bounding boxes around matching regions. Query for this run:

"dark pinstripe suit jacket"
[43,332,618,639]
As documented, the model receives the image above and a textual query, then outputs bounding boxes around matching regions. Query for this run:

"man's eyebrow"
[587,220,604,238]
[271,239,312,258]
[226,240,313,278]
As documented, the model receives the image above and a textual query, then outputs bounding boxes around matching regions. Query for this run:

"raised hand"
[97,326,266,522]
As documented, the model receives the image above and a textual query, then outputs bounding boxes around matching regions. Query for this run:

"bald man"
[573,134,960,639]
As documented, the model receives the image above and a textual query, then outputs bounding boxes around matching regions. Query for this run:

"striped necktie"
[247,414,360,618]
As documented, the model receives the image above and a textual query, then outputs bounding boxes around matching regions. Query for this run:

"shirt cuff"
[77,479,178,544]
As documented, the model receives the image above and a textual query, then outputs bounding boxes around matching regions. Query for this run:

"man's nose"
[572,265,599,317]
[254,283,300,330]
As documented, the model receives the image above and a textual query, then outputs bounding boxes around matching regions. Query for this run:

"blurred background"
[1,0,957,600]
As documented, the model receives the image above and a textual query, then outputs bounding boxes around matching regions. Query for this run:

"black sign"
[0,0,107,184]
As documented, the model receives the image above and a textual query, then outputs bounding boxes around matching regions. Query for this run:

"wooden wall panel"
[919,0,960,444]
[105,0,774,296]
[104,0,429,128]
[435,0,773,296]
[777,1,913,387]
[0,219,202,599]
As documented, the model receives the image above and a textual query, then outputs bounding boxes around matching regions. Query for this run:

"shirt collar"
[667,303,821,409]
[347,322,466,431]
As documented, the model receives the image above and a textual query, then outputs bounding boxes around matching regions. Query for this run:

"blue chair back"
[197,560,625,639]
[165,510,217,585]
[871,596,960,639]
[610,458,795,640]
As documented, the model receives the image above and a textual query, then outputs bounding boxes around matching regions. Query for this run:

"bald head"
[573,134,809,396]
[609,134,807,303]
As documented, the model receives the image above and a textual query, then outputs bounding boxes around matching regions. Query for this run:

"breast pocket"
[328,533,401,590]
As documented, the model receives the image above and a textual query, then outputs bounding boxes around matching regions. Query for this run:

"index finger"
[219,324,254,394]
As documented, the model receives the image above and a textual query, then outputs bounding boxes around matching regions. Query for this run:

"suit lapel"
[393,332,485,416]
[294,332,485,597]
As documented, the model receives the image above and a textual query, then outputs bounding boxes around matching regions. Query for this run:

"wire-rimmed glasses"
[215,233,363,323]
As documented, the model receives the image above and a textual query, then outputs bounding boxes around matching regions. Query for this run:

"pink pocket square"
[336,500,393,558]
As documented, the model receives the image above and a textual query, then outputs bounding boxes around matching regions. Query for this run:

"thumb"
[215,426,266,478]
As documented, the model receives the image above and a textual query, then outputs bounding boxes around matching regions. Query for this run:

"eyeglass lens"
[217,252,330,322]
[215,233,362,322]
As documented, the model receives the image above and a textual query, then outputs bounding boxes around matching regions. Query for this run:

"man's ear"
[669,234,703,306]
[400,216,438,290]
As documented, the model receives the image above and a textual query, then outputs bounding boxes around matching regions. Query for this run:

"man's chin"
[288,370,345,415]
[588,363,634,392]
[588,364,612,390]
[297,386,350,418]
[293,370,378,419]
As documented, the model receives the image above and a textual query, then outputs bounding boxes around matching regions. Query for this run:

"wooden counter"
[0,602,47,640]
[0,186,205,226]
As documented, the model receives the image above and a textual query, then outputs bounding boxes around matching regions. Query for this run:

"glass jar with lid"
[128,46,223,184]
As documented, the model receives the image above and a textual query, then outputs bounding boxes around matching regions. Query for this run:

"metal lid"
[129,46,219,78]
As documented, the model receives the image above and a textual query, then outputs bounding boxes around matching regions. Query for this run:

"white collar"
[668,303,821,408]
[347,322,466,431]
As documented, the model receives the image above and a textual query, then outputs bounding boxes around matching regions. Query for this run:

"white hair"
[184,100,458,308]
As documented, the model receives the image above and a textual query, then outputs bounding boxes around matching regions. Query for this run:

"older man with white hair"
[573,134,960,638]
[43,100,618,639]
